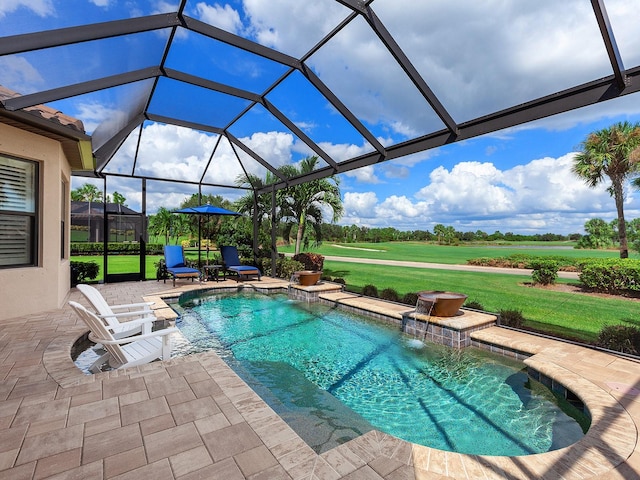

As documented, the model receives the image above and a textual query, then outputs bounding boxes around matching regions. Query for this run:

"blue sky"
[2,0,640,235]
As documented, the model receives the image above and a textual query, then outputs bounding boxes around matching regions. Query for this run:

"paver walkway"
[0,279,638,479]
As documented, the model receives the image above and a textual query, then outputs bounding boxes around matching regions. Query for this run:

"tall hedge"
[578,258,640,293]
[71,243,164,255]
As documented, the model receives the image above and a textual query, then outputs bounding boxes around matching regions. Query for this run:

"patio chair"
[69,301,178,373]
[76,284,155,339]
[163,245,201,286]
[220,245,261,282]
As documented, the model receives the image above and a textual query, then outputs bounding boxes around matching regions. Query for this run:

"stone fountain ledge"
[317,290,497,349]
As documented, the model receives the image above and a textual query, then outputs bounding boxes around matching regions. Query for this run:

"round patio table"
[203,264,225,282]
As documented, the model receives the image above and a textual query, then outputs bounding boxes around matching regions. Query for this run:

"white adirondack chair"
[76,284,155,339]
[69,301,178,373]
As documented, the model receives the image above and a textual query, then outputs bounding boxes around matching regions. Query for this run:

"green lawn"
[277,241,625,264]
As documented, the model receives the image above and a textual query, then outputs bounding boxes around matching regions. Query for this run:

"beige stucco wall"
[0,122,71,321]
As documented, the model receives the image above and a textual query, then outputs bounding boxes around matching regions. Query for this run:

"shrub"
[464,300,485,311]
[70,260,100,286]
[292,252,324,271]
[379,288,400,302]
[181,240,191,249]
[261,257,304,279]
[596,324,640,355]
[530,259,559,285]
[579,258,640,293]
[499,309,525,328]
[467,254,579,272]
[155,259,168,281]
[362,284,378,297]
[401,292,419,306]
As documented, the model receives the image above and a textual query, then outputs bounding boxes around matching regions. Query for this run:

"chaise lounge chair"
[220,245,261,282]
[69,301,178,373]
[163,245,201,287]
[76,283,155,339]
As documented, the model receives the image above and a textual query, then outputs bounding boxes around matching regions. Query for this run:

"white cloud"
[343,192,378,216]
[340,153,637,234]
[382,164,409,179]
[416,161,513,215]
[74,102,124,135]
[317,141,372,163]
[195,2,243,34]
[236,0,640,142]
[88,0,113,7]
[376,195,428,220]
[343,165,381,184]
[373,0,609,123]
[0,57,44,94]
[242,0,349,57]
[151,1,180,15]
[242,131,294,168]
[0,0,53,18]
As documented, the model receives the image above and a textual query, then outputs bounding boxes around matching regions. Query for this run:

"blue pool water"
[173,291,587,456]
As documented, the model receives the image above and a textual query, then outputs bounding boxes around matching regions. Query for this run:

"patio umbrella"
[174,204,240,267]
[175,204,240,216]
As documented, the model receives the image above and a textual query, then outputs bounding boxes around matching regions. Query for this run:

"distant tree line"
[317,223,579,245]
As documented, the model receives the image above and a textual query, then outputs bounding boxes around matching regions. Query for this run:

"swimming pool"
[173,291,587,456]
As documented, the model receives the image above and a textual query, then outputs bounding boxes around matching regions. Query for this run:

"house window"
[0,155,38,267]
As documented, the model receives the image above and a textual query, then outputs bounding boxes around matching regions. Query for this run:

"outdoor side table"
[204,264,225,282]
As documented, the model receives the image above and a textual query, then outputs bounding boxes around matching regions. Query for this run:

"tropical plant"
[171,214,193,245]
[572,121,640,258]
[72,183,103,242]
[498,309,525,328]
[596,324,640,355]
[576,218,614,249]
[70,260,99,286]
[379,288,400,302]
[362,284,379,297]
[112,191,126,205]
[148,207,174,245]
[179,194,234,244]
[433,224,446,244]
[234,172,278,222]
[278,156,343,254]
[215,216,269,261]
[628,218,640,254]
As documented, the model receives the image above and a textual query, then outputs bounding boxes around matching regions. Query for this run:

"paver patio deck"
[1,279,639,479]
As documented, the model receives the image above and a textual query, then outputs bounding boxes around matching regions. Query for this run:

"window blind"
[0,156,37,267]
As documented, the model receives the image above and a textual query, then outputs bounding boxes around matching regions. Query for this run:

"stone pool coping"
[19,279,640,478]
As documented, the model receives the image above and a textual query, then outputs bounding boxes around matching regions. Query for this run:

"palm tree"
[433,224,446,244]
[112,191,126,205]
[74,183,103,242]
[148,207,174,245]
[234,172,277,224]
[278,156,343,255]
[572,121,640,258]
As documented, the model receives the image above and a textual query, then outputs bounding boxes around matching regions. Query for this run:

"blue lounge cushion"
[228,266,260,274]
[163,245,200,285]
[220,246,261,280]
[168,266,200,276]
